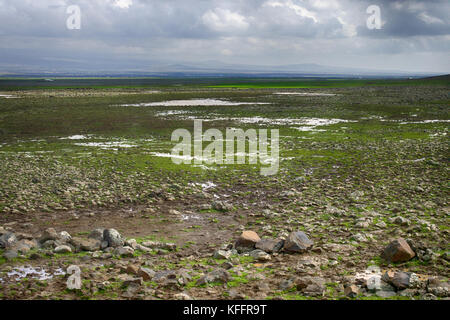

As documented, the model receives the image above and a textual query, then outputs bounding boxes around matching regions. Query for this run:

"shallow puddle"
[74,142,137,149]
[0,94,19,99]
[117,99,270,107]
[274,92,337,96]
[1,266,66,282]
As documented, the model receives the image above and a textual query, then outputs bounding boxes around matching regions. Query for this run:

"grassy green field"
[1,75,448,90]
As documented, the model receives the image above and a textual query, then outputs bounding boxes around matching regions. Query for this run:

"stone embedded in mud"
[141,241,176,251]
[3,250,18,260]
[255,238,284,253]
[344,285,359,298]
[295,276,326,296]
[39,228,59,243]
[114,246,134,257]
[120,275,143,287]
[381,238,415,263]
[249,249,272,262]
[153,270,177,283]
[283,231,314,253]
[0,232,17,249]
[70,237,102,252]
[125,239,138,249]
[103,229,124,248]
[235,231,261,251]
[54,245,72,254]
[382,270,415,290]
[126,264,139,275]
[212,200,233,212]
[427,277,450,297]
[196,269,230,286]
[138,267,155,281]
[213,249,232,260]
[376,290,397,298]
[174,292,193,300]
[12,239,36,254]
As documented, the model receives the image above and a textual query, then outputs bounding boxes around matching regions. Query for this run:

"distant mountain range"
[0,60,442,78]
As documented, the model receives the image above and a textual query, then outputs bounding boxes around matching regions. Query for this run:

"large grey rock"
[89,228,105,241]
[103,229,124,248]
[39,228,59,243]
[0,232,17,249]
[283,231,313,253]
[382,271,412,290]
[255,239,284,253]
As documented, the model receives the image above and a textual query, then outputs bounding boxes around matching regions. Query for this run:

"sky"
[0,0,449,74]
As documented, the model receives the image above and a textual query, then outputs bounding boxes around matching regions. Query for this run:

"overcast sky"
[0,0,449,74]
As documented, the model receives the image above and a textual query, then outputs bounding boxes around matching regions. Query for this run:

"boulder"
[382,271,413,290]
[255,239,284,253]
[427,277,449,297]
[88,228,105,241]
[70,237,102,252]
[283,231,313,253]
[0,232,17,249]
[381,238,415,263]
[235,231,261,251]
[39,228,59,243]
[103,229,124,248]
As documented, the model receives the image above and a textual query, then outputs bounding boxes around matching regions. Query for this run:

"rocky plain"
[0,81,448,300]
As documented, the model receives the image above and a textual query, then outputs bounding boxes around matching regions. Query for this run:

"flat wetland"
[0,77,448,300]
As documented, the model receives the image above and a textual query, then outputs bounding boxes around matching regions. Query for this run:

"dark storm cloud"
[0,0,448,73]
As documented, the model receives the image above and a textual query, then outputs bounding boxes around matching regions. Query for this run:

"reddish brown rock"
[381,238,416,263]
